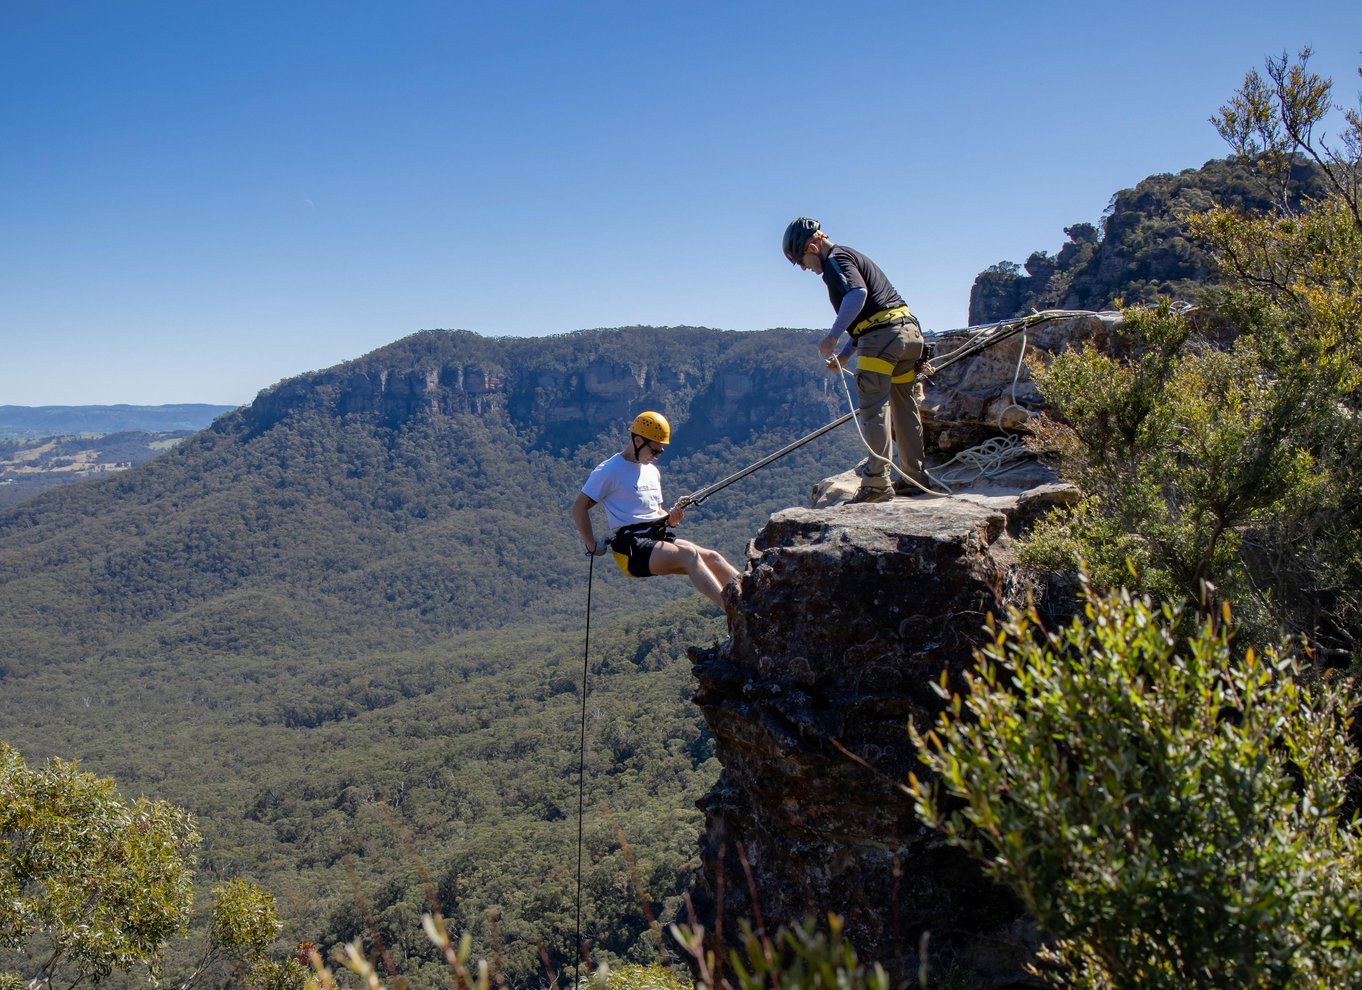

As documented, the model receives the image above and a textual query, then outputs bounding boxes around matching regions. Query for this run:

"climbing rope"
[830,359,950,497]
[928,323,1039,486]
[930,434,1034,487]
[574,552,594,988]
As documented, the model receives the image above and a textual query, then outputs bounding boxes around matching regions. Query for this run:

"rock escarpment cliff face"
[686,488,1066,986]
[232,327,845,451]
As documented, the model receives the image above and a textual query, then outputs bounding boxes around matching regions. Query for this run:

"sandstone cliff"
[233,327,848,451]
[681,312,1109,988]
[686,496,1057,988]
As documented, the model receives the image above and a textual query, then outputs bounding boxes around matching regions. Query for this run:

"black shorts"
[610,520,676,578]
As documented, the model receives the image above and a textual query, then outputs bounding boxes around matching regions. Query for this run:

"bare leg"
[647,539,739,608]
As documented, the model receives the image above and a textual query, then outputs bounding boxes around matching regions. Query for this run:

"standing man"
[571,411,740,608]
[783,217,930,502]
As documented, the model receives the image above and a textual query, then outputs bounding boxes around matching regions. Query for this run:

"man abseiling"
[571,411,739,608]
[783,216,930,502]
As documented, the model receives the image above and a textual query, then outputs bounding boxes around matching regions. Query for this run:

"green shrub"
[910,585,1362,989]
[1021,51,1362,659]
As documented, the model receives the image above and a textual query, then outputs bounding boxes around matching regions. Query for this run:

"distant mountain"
[0,403,236,439]
[0,326,865,985]
[968,156,1332,323]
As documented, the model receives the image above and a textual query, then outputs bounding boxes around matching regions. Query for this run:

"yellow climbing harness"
[854,353,917,384]
[849,304,913,339]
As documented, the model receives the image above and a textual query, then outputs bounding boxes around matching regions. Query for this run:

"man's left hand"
[817,333,839,359]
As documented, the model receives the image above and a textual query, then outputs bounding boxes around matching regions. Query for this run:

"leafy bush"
[1021,52,1362,659]
[909,586,1362,989]
[0,742,299,990]
[1022,301,1321,633]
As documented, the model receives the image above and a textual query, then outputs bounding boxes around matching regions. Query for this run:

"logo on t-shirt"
[637,475,663,514]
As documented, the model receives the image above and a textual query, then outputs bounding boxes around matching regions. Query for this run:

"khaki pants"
[853,321,927,490]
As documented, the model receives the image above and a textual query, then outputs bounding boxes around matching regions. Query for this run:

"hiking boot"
[893,483,929,497]
[848,487,893,504]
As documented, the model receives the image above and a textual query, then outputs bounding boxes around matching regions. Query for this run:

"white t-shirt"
[581,453,667,532]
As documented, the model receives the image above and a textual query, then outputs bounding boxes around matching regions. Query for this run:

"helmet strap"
[631,434,648,460]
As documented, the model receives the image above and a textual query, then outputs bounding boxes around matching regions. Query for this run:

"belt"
[615,518,674,542]
[617,518,668,535]
[849,305,914,339]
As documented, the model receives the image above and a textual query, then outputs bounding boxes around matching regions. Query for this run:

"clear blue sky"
[2,1,1358,406]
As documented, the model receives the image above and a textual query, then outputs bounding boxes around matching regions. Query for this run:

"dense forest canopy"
[0,325,869,986]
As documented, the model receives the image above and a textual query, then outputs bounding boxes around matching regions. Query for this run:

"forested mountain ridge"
[0,326,858,653]
[968,155,1331,322]
[235,325,835,451]
[0,325,869,985]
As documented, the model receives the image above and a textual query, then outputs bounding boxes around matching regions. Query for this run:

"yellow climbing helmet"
[630,411,671,445]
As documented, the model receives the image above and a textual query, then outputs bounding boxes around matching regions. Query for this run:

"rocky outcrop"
[240,362,512,429]
[923,310,1121,452]
[679,314,1120,987]
[686,491,1052,987]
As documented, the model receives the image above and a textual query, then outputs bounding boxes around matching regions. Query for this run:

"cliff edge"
[680,313,1111,987]
[687,496,1049,987]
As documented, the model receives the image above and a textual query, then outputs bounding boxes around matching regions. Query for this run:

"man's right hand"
[591,536,611,556]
